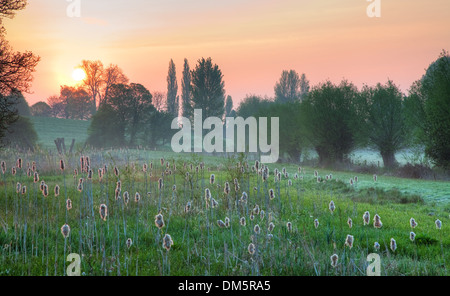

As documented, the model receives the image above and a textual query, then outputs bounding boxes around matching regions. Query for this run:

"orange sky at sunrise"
[4,0,450,107]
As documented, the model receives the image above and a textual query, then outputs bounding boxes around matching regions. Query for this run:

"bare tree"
[152,91,166,112]
[79,60,104,110]
[102,64,128,104]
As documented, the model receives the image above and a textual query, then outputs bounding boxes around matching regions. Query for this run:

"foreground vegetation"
[0,151,448,276]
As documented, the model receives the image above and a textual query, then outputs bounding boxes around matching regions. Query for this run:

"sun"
[72,68,86,82]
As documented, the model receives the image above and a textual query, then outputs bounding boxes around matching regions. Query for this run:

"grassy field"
[30,117,91,150]
[0,117,447,276]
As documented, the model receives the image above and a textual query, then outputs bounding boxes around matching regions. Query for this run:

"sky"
[4,0,450,107]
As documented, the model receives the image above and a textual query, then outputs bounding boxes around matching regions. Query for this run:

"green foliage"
[257,101,307,162]
[236,95,273,118]
[30,101,52,117]
[87,103,125,148]
[301,80,362,166]
[181,58,193,120]
[1,115,37,150]
[274,70,309,103]
[360,80,406,168]
[166,59,179,117]
[421,51,450,169]
[191,57,225,119]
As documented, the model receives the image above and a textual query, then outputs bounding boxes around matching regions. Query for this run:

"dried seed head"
[11,167,16,175]
[254,224,261,234]
[134,192,141,203]
[373,174,377,182]
[155,213,165,229]
[410,232,416,242]
[240,192,248,203]
[99,204,108,221]
[286,222,292,232]
[240,217,246,226]
[349,178,354,186]
[435,219,442,230]
[66,199,72,210]
[268,222,275,232]
[224,182,230,195]
[217,220,226,228]
[210,174,215,184]
[347,217,353,229]
[253,204,260,215]
[205,188,211,201]
[354,176,358,183]
[390,238,397,252]
[330,254,339,268]
[54,185,60,197]
[363,211,370,225]
[345,234,354,249]
[126,238,132,248]
[16,182,21,193]
[374,242,380,251]
[248,243,256,255]
[61,224,70,238]
[123,191,129,205]
[1,161,5,174]
[21,185,26,195]
[163,234,173,251]
[160,158,164,166]
[250,213,255,221]
[373,214,382,229]
[211,198,218,208]
[260,210,265,220]
[158,178,163,190]
[224,217,230,228]
[42,184,48,197]
[114,166,119,177]
[60,159,65,171]
[329,200,335,213]
[314,219,319,229]
[143,163,147,172]
[269,189,275,200]
[184,201,191,213]
[87,169,93,180]
[410,218,417,229]
[115,188,121,200]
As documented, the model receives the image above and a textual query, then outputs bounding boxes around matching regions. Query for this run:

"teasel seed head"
[260,210,265,220]
[1,161,5,174]
[240,191,248,203]
[158,178,163,190]
[330,254,339,268]
[248,243,256,255]
[114,166,119,177]
[435,219,442,230]
[345,234,354,249]
[211,198,218,208]
[253,204,260,215]
[410,218,417,229]
[184,201,191,213]
[224,217,230,228]
[253,224,261,235]
[16,182,21,193]
[390,238,397,252]
[155,213,165,229]
[59,159,65,171]
[54,185,60,197]
[21,185,26,195]
[126,238,132,249]
[217,220,226,228]
[269,189,275,200]
[373,214,382,229]
[363,211,370,226]
[87,168,93,180]
[123,191,129,205]
[314,219,319,229]
[240,217,246,226]
[163,234,173,251]
[373,174,377,182]
[349,178,354,186]
[250,212,255,221]
[329,200,335,213]
[210,174,215,184]
[374,241,380,251]
[99,204,108,221]
[268,222,275,232]
[410,232,416,242]
[224,182,230,195]
[286,222,292,232]
[61,224,70,238]
[42,184,48,197]
[347,217,352,229]
[11,167,16,175]
[142,163,147,172]
[135,192,141,203]
[66,199,72,211]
